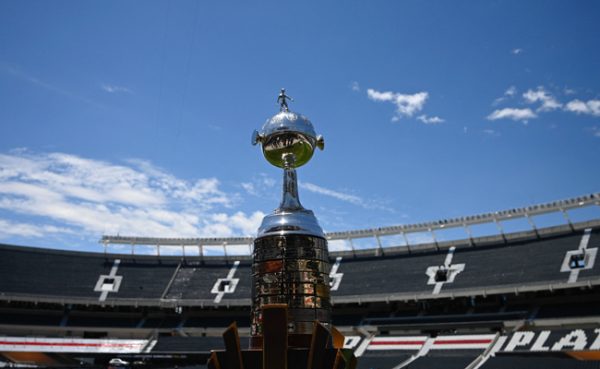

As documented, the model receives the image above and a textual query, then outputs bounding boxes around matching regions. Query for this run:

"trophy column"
[250,162,332,348]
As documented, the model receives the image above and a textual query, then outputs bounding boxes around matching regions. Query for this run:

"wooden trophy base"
[207,304,357,369]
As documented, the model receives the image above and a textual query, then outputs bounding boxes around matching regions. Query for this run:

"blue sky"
[0,0,599,251]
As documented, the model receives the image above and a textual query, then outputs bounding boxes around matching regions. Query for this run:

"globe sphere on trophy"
[206,90,357,369]
[252,88,324,170]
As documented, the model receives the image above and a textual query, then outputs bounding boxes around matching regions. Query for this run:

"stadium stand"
[1,225,598,307]
[0,246,178,302]
[401,350,482,369]
[357,352,413,369]
[151,336,225,353]
[480,356,600,369]
[0,194,599,368]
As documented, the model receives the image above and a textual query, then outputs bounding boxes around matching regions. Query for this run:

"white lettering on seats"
[552,329,588,351]
[504,332,535,351]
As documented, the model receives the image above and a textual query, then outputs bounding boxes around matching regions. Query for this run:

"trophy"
[207,90,356,369]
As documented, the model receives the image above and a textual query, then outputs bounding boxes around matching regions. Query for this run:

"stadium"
[3,1,600,368]
[1,192,599,369]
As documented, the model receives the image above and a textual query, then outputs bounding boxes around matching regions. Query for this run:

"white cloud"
[241,173,277,198]
[350,81,360,92]
[489,85,600,122]
[487,108,537,122]
[512,48,523,55]
[505,86,517,96]
[493,86,517,106]
[201,211,264,237]
[241,182,255,194]
[0,219,75,238]
[101,84,133,94]
[299,182,392,211]
[1,63,102,107]
[482,129,500,137]
[588,126,600,138]
[367,88,431,121]
[523,87,562,111]
[417,115,444,124]
[564,99,600,117]
[0,151,261,240]
[300,182,363,206]
[125,158,233,206]
[328,239,353,252]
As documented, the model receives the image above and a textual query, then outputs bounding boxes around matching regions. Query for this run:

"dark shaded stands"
[478,355,600,369]
[397,350,482,369]
[369,352,600,369]
[0,222,599,369]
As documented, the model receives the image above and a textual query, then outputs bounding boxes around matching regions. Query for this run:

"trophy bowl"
[252,111,324,169]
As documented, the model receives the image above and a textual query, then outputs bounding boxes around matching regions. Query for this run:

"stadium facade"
[0,193,599,368]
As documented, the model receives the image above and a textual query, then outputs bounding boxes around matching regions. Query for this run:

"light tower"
[207,91,356,369]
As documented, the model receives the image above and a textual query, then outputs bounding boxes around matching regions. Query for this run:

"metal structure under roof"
[100,192,600,255]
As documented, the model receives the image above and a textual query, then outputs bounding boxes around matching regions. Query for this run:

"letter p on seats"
[505,332,535,351]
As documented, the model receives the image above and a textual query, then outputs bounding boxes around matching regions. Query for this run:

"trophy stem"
[279,167,303,211]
